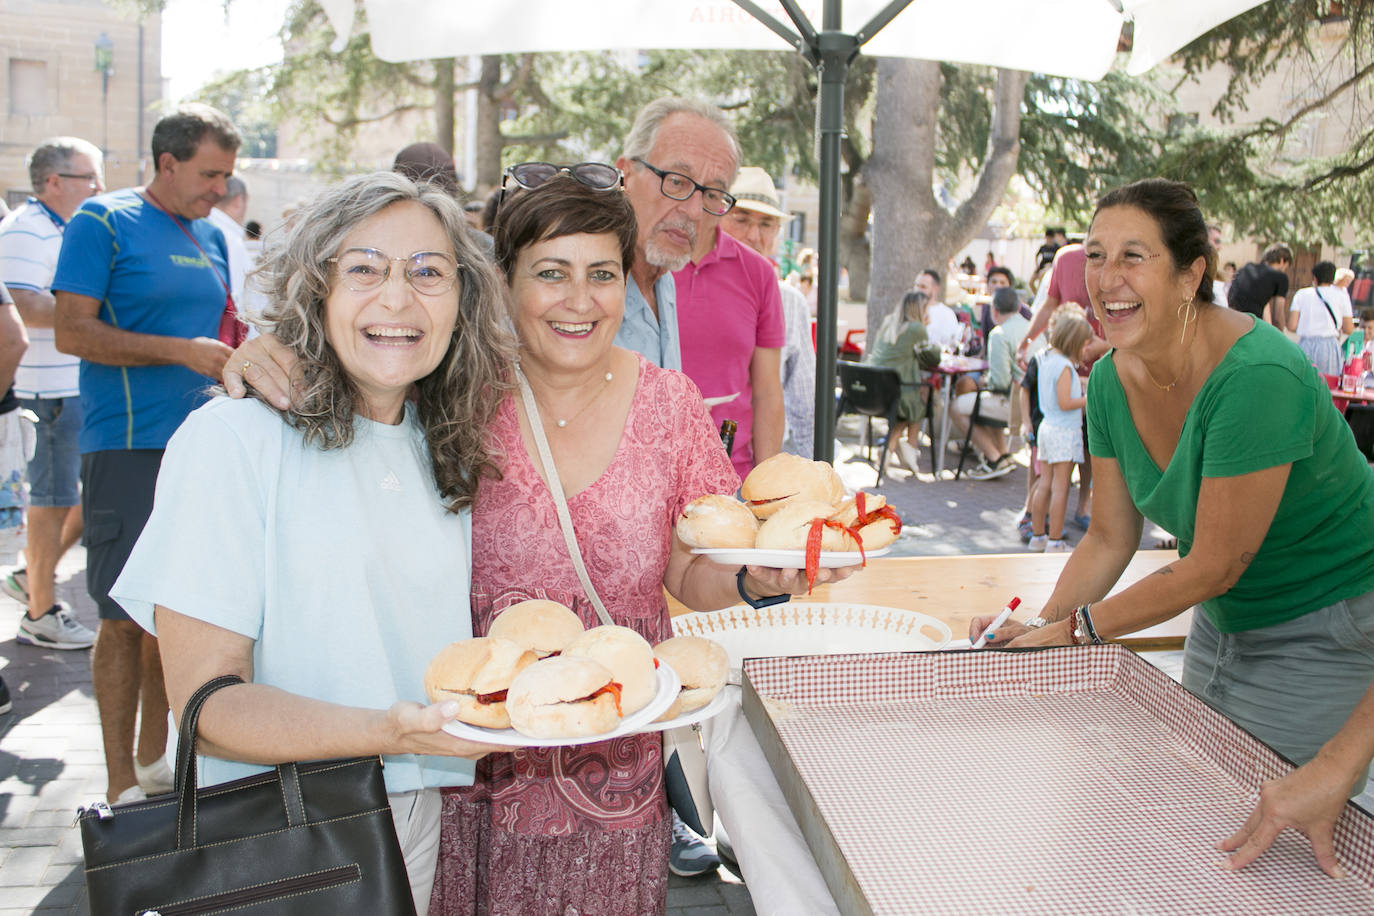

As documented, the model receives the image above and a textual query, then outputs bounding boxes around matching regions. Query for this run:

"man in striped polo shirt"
[0,137,103,651]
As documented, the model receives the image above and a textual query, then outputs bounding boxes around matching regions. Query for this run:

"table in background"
[929,354,988,475]
[669,550,1191,646]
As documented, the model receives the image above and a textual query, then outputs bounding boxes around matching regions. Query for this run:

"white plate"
[671,603,951,683]
[638,685,733,733]
[691,546,891,569]
[441,664,680,747]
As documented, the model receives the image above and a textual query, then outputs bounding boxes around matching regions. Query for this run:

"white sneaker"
[0,566,28,604]
[17,603,96,650]
[1045,538,1073,553]
[134,754,175,794]
[896,439,921,474]
[1028,534,1047,552]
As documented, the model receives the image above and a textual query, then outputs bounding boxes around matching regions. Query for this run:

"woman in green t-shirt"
[970,178,1374,878]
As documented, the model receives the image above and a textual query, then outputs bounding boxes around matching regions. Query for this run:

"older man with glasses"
[0,137,105,655]
[613,98,785,482]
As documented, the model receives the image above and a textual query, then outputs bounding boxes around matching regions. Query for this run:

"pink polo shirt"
[674,228,785,478]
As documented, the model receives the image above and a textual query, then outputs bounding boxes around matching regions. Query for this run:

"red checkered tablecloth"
[742,646,1374,915]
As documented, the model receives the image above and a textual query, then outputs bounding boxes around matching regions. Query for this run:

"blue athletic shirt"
[52,188,228,453]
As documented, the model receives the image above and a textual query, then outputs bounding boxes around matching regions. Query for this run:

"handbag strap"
[514,367,615,628]
[174,674,246,849]
[1313,288,1341,331]
[143,187,232,303]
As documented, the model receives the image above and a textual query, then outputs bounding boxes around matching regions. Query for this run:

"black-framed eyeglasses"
[632,158,736,216]
[502,162,623,193]
[57,172,100,187]
[326,248,460,296]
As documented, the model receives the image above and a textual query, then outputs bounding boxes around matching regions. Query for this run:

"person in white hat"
[720,167,815,458]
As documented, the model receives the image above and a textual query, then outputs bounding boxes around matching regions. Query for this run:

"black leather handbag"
[77,674,416,916]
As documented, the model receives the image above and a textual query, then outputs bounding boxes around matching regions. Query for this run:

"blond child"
[1028,314,1093,551]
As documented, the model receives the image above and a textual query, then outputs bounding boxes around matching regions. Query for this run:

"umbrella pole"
[811,4,856,464]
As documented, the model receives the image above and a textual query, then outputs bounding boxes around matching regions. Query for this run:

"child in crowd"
[1016,349,1044,542]
[1028,312,1093,552]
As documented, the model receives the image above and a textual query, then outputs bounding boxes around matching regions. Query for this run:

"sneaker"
[1045,538,1073,553]
[134,754,174,795]
[1071,513,1091,531]
[896,439,921,474]
[17,603,96,650]
[669,811,720,877]
[0,675,11,715]
[0,567,28,605]
[1028,534,1048,552]
[1016,514,1034,543]
[968,454,1014,480]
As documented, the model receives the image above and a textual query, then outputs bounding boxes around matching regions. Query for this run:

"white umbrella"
[316,0,1271,460]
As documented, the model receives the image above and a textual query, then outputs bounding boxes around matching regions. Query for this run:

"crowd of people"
[0,94,1371,913]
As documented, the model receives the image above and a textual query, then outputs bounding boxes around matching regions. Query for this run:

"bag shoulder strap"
[1313,288,1340,330]
[514,368,615,628]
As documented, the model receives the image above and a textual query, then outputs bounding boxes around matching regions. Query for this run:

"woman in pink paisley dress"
[427,171,850,915]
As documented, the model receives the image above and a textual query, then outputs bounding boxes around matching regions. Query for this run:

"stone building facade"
[0,0,162,207]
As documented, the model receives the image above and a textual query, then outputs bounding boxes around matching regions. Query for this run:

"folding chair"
[834,361,905,485]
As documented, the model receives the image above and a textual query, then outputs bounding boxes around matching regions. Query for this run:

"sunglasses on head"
[501,162,624,193]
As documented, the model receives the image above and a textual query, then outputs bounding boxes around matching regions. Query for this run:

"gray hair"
[27,137,102,189]
[251,171,516,511]
[151,103,240,167]
[622,97,741,181]
[222,175,247,202]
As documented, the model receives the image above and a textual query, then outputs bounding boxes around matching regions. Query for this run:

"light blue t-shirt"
[615,273,681,370]
[112,396,476,793]
[52,188,228,453]
[1037,349,1082,430]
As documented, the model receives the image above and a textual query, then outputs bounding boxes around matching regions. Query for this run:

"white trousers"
[389,788,443,916]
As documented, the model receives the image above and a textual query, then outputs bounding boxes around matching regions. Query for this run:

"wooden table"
[671,551,1192,648]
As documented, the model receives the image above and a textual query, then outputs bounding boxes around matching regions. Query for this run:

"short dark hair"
[1262,244,1293,265]
[492,175,637,278]
[1361,307,1374,323]
[920,268,941,288]
[992,287,1019,314]
[151,104,239,167]
[1313,260,1337,285]
[987,265,1014,286]
[392,142,460,198]
[1093,178,1215,305]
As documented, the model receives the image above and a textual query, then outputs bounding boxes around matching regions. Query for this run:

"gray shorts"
[80,449,164,621]
[1183,588,1374,793]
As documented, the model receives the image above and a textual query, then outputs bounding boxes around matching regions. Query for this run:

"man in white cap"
[720,168,815,458]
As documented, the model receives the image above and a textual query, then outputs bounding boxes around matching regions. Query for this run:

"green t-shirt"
[1087,318,1374,633]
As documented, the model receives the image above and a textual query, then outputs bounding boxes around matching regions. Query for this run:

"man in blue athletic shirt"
[53,104,239,804]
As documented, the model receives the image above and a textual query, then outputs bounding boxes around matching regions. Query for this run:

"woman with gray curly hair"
[107,171,511,914]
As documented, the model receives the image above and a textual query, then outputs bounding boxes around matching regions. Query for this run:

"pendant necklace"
[541,371,614,428]
[1143,355,1188,392]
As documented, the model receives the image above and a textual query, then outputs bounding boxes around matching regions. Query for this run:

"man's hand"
[183,336,234,380]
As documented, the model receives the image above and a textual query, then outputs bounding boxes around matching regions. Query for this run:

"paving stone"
[0,844,55,886]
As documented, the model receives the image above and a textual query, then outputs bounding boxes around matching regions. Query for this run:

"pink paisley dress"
[431,355,738,916]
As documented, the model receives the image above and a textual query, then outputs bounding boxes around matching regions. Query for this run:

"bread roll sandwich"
[740,453,844,519]
[829,492,903,550]
[754,498,854,551]
[562,625,659,716]
[425,637,537,729]
[488,599,585,658]
[506,656,623,739]
[676,494,760,549]
[653,636,729,721]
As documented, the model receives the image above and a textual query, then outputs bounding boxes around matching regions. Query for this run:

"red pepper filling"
[853,491,902,536]
[475,689,508,705]
[588,681,623,717]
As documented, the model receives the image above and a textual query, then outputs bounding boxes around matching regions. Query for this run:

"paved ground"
[0,422,1358,915]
